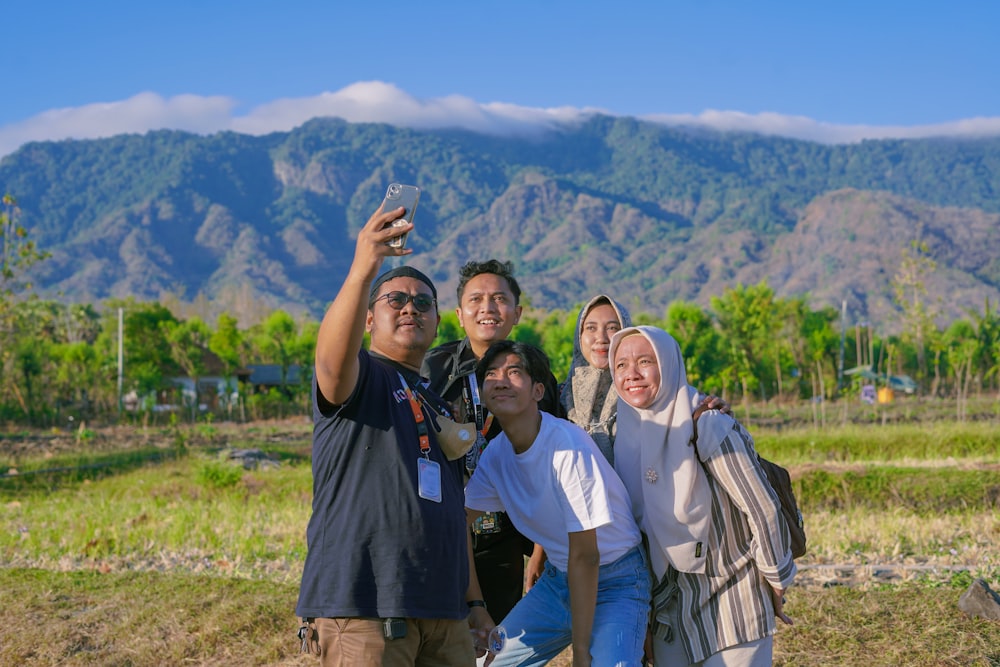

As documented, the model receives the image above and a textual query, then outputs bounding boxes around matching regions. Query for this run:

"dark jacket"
[422,337,565,437]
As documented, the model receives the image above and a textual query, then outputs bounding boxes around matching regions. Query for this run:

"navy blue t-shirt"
[296,351,469,620]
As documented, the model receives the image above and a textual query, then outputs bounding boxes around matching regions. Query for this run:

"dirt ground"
[0,417,312,460]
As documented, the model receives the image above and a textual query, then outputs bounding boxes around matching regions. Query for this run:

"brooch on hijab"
[645,468,659,483]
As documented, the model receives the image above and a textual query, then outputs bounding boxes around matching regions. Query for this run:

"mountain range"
[2,115,998,331]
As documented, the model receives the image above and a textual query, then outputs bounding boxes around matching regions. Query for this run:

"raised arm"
[315,204,413,405]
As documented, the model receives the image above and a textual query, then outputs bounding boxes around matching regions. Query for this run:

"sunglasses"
[373,291,436,313]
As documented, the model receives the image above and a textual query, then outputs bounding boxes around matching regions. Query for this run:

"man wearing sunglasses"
[296,203,488,665]
[422,259,565,627]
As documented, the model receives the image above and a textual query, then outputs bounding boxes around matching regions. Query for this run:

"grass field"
[2,413,999,666]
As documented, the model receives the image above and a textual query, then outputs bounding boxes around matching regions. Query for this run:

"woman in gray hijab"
[560,295,631,464]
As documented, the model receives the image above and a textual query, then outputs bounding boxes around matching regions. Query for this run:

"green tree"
[966,298,1000,393]
[0,195,49,301]
[252,311,295,381]
[95,300,180,412]
[163,317,212,418]
[52,340,103,416]
[782,298,840,400]
[432,311,463,348]
[992,335,1000,396]
[892,240,939,389]
[296,320,319,393]
[1,300,69,423]
[927,326,947,398]
[782,298,839,425]
[0,195,50,416]
[11,336,49,422]
[523,308,576,382]
[59,303,102,344]
[0,300,111,424]
[711,281,779,410]
[209,312,248,414]
[209,312,247,378]
[664,300,726,394]
[765,298,797,403]
[944,320,977,421]
[249,310,315,415]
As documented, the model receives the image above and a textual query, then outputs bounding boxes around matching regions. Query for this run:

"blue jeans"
[491,546,651,667]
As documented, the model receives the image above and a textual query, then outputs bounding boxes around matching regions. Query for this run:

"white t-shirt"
[465,411,641,571]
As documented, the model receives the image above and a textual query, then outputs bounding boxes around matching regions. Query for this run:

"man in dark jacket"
[422,259,564,624]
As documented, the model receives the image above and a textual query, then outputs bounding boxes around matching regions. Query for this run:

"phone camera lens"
[387,184,401,199]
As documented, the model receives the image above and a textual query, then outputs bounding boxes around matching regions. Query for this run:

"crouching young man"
[465,341,650,667]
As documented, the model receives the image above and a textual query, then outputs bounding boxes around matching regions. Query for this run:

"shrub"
[195,460,243,489]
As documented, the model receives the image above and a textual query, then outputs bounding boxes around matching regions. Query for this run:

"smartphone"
[381,183,420,249]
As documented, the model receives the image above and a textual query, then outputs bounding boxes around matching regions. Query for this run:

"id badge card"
[417,458,442,503]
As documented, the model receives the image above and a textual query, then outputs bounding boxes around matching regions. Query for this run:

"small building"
[245,364,306,396]
[844,365,917,396]
[165,350,252,411]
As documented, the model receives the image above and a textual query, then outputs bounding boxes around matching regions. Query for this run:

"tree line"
[1,283,998,428]
[3,195,999,427]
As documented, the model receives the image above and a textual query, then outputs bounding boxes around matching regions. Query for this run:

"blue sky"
[2,0,998,157]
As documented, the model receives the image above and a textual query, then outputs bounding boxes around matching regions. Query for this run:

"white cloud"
[230,81,593,137]
[0,92,237,157]
[2,82,999,159]
[642,110,1000,144]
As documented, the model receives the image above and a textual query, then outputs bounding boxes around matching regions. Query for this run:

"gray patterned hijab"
[560,295,631,464]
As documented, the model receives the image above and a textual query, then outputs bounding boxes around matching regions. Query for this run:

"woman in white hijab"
[610,326,796,667]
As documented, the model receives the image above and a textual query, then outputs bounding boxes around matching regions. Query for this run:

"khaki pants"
[313,617,475,667]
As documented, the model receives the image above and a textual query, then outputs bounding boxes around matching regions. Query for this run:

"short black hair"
[456,259,522,305]
[475,340,551,388]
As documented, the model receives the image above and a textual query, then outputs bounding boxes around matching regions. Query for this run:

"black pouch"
[382,617,407,640]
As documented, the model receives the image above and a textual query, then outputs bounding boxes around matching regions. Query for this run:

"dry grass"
[2,417,999,666]
[797,508,998,572]
[2,569,998,666]
[0,568,312,667]
[774,584,1000,667]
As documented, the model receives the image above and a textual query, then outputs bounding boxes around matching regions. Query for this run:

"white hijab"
[610,326,731,578]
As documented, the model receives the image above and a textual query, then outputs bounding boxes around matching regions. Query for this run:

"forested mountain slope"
[2,115,998,327]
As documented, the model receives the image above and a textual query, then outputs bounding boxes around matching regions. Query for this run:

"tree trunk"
[816,359,827,428]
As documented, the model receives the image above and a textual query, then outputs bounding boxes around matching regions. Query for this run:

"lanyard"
[398,372,431,458]
[466,374,484,429]
[465,375,494,436]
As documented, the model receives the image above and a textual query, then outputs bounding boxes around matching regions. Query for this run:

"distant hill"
[2,115,998,330]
